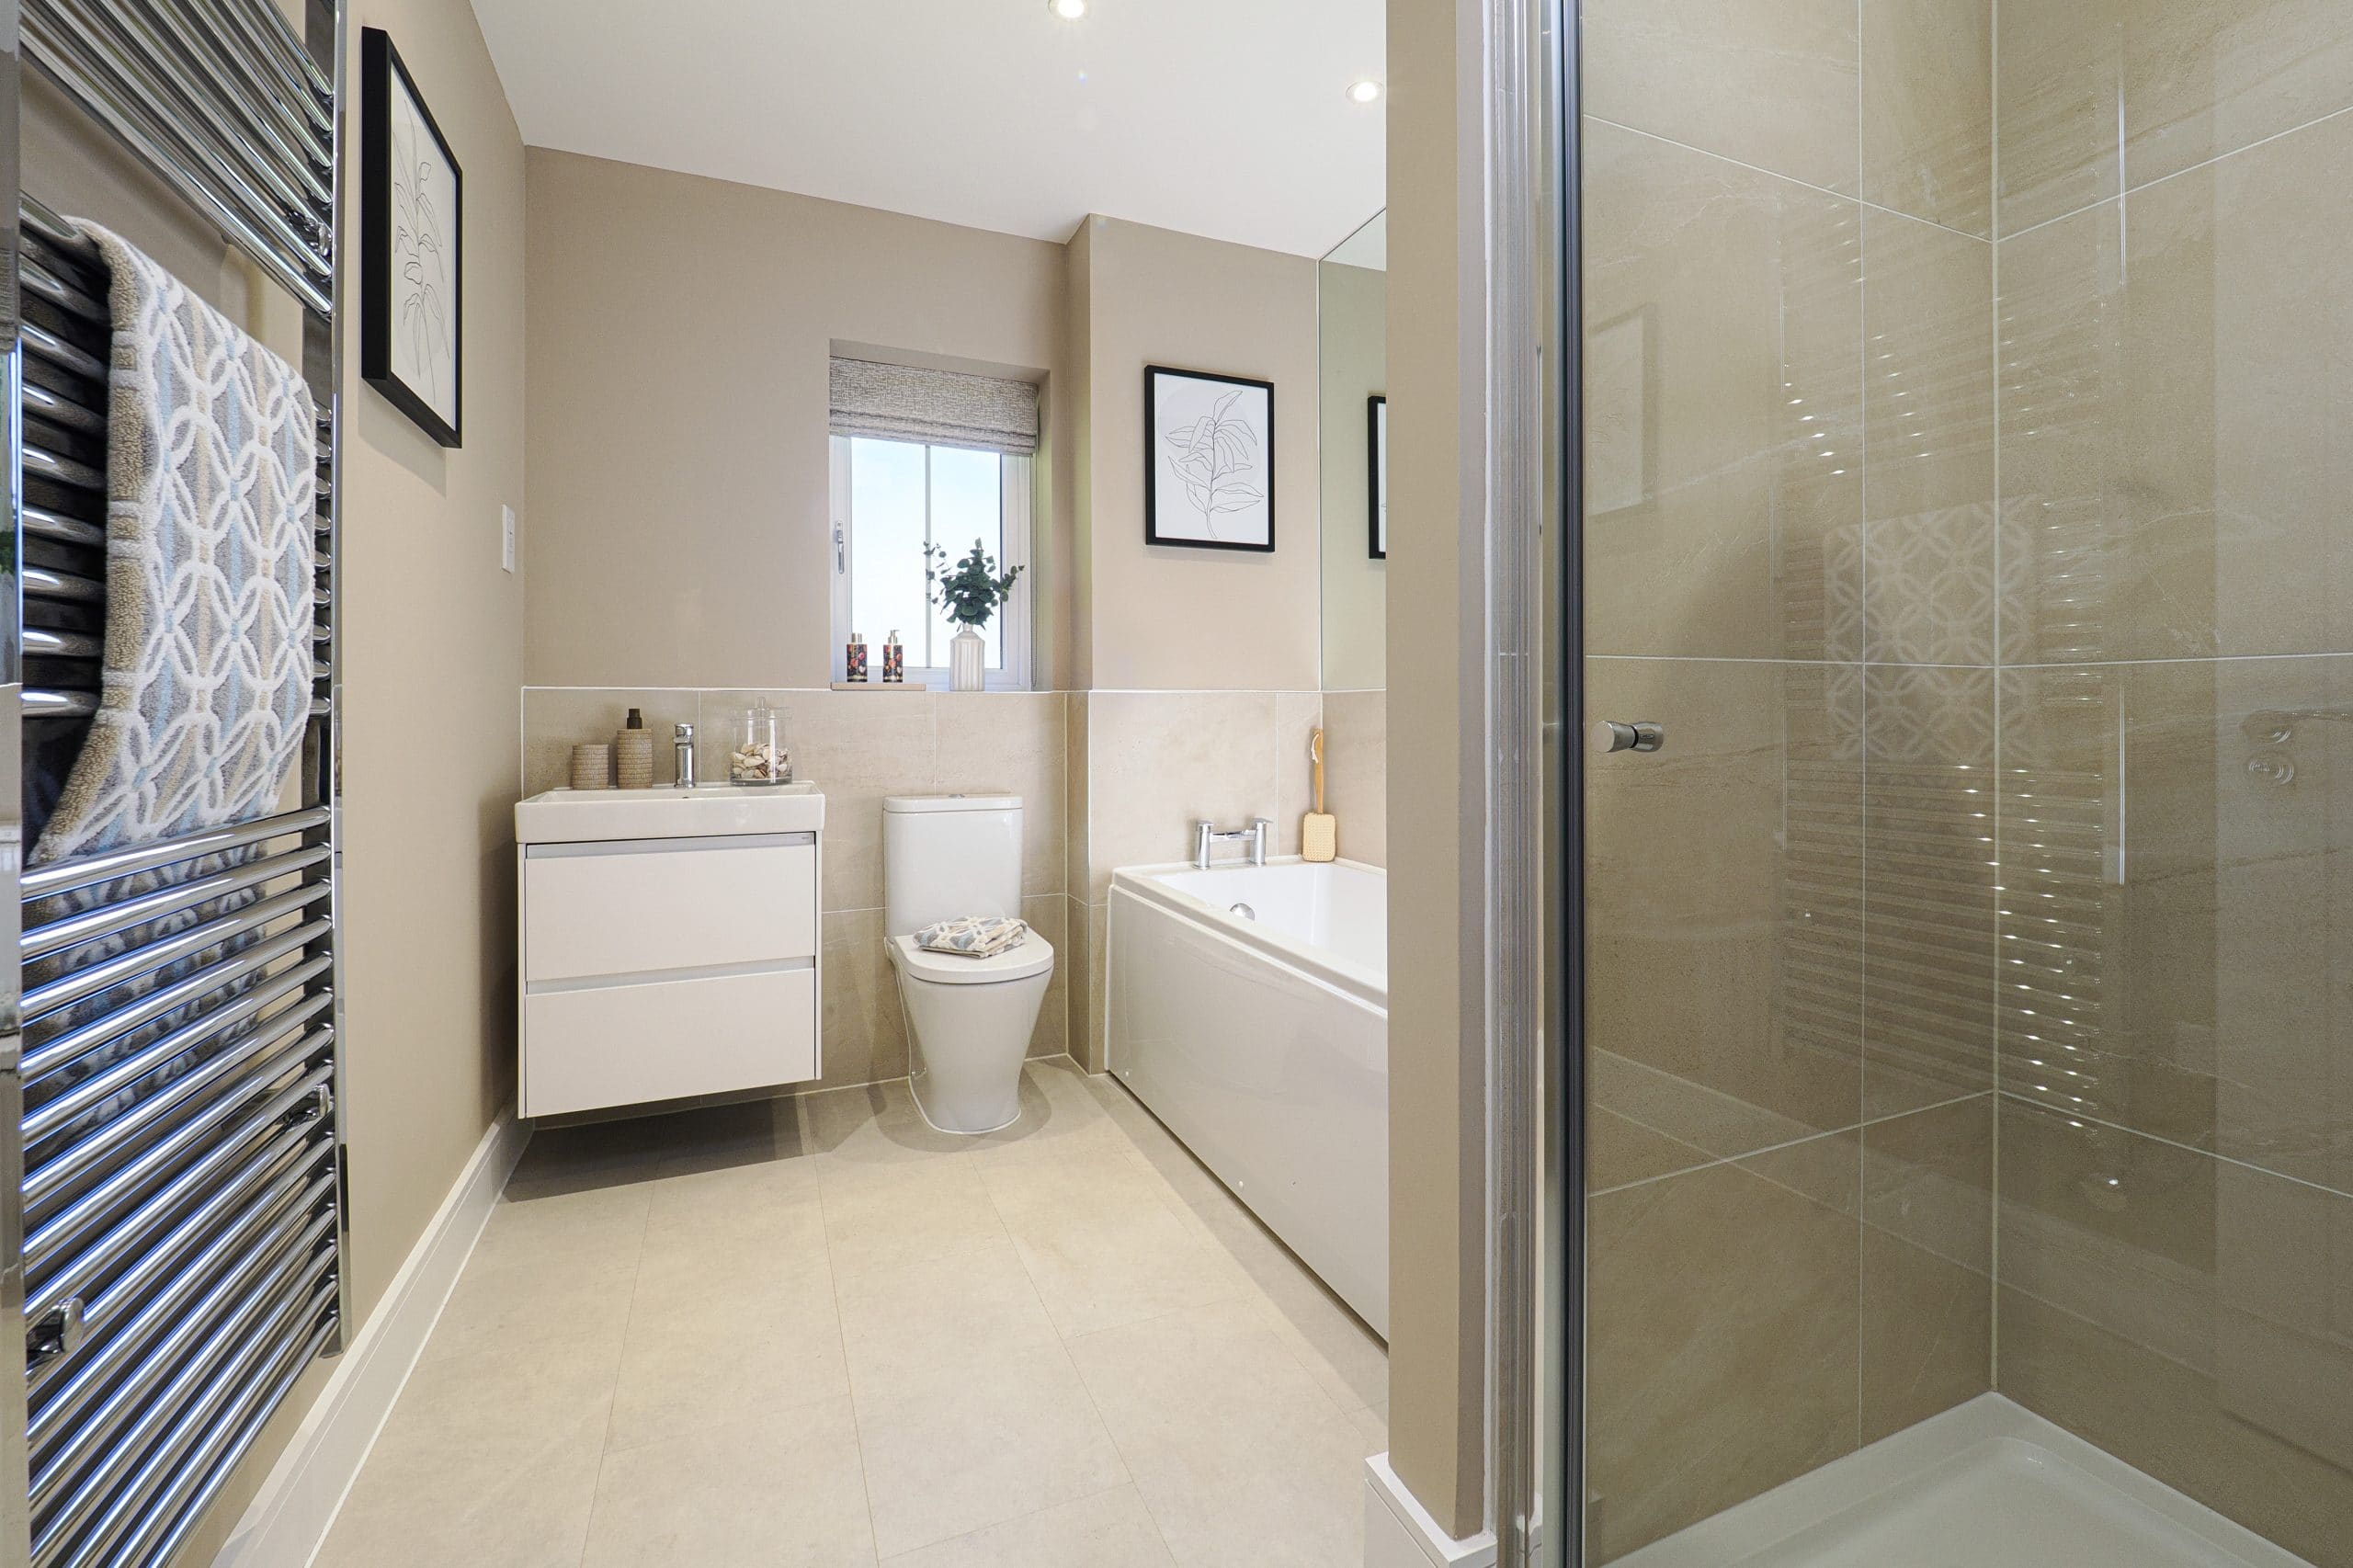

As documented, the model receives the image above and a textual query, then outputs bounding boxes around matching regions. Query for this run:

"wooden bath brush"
[1303,729,1337,863]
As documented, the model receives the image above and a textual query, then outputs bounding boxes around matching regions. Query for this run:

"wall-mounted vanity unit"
[514,786,826,1117]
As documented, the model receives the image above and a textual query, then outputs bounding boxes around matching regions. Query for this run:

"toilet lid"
[888,931,1055,985]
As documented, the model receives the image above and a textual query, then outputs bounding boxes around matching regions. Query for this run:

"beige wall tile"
[1584,0,1860,194]
[1586,1133,1862,1559]
[1996,1099,2353,1563]
[1085,903,1108,1074]
[1998,659,2353,1198]
[1860,1096,1992,1442]
[1863,666,1997,1119]
[1586,659,1864,1153]
[784,688,938,912]
[2000,111,2353,663]
[1064,693,1090,901]
[822,908,908,1089]
[1862,0,1994,235]
[937,691,1066,899]
[1862,211,1995,666]
[1086,691,1280,900]
[2126,0,2353,192]
[1321,689,1388,869]
[522,688,699,795]
[1996,0,2124,233]
[1583,122,1863,661]
[1022,894,1069,1060]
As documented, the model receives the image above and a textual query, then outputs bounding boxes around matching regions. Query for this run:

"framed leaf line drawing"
[1144,365,1275,552]
[361,28,463,448]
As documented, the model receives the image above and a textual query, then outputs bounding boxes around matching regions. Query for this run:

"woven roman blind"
[828,357,1040,455]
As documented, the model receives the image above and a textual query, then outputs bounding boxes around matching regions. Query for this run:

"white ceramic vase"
[949,626,986,693]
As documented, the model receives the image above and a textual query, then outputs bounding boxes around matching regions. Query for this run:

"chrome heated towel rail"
[4,2,348,1565]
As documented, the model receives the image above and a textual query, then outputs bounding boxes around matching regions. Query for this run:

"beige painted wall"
[1319,259,1387,692]
[20,2,529,1562]
[522,150,1067,691]
[1075,217,1321,692]
[1384,0,1488,1540]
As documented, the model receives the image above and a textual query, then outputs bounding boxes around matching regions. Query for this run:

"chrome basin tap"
[1192,818,1272,869]
[674,723,697,789]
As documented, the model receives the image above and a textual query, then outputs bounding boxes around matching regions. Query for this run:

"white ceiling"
[471,0,1387,258]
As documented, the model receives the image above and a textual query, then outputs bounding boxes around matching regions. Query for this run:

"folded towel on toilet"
[915,916,1030,959]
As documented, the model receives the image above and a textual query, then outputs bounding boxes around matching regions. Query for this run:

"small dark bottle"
[882,631,904,684]
[846,632,869,683]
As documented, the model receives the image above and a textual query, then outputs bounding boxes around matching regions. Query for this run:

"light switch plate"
[501,505,517,573]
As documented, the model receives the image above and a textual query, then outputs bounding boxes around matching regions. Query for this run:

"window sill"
[828,680,1035,694]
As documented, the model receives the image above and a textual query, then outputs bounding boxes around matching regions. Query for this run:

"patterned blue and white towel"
[34,221,317,864]
[915,916,1029,959]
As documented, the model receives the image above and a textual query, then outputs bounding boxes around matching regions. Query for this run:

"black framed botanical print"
[361,28,463,448]
[1368,393,1388,559]
[1145,365,1274,551]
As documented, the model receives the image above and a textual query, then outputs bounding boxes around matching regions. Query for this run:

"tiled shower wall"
[1986,8,2353,1562]
[1577,0,2000,1555]
[1581,1,2353,1563]
[523,686,1386,1085]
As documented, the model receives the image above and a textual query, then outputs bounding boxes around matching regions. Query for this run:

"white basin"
[515,783,825,845]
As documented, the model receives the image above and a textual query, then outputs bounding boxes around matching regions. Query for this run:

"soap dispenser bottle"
[614,708,655,790]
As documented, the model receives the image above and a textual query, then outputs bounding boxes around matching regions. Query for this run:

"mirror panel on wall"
[1320,210,1387,692]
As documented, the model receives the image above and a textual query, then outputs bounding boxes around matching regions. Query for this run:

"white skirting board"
[210,1114,530,1568]
[1365,1454,1498,1568]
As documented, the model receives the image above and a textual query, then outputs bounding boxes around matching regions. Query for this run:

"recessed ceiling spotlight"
[1347,78,1383,104]
[1049,0,1086,17]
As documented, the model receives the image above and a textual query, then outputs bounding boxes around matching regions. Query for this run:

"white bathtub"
[1107,858,1388,1335]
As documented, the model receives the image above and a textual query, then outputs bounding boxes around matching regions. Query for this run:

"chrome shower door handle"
[1588,720,1665,755]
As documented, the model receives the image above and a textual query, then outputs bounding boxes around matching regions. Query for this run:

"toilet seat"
[887,931,1055,985]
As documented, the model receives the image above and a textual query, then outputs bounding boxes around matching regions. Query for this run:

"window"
[830,436,1031,688]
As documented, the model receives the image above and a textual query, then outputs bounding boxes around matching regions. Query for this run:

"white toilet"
[883,794,1056,1133]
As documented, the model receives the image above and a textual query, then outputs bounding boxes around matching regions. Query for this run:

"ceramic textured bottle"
[614,707,654,790]
[949,626,985,693]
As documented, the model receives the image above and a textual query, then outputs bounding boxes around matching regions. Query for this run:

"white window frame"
[830,435,1031,690]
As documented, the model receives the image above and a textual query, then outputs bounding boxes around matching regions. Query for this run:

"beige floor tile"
[1243,1267,1389,1415]
[852,1336,1130,1558]
[834,1234,1060,1377]
[431,1184,647,1358]
[819,1156,1010,1279]
[1001,1197,1252,1338]
[580,1399,877,1568]
[807,1080,975,1170]
[1104,1393,1370,1568]
[317,1330,619,1568]
[326,1065,1385,1567]
[1065,1297,1340,1441]
[879,1485,1175,1567]
[607,1252,849,1453]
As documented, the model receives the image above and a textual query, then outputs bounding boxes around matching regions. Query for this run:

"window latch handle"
[834,525,846,574]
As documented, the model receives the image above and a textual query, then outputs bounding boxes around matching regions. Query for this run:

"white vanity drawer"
[524,834,816,982]
[521,965,817,1118]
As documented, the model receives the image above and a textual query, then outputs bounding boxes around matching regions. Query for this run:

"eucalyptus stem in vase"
[924,540,1023,693]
